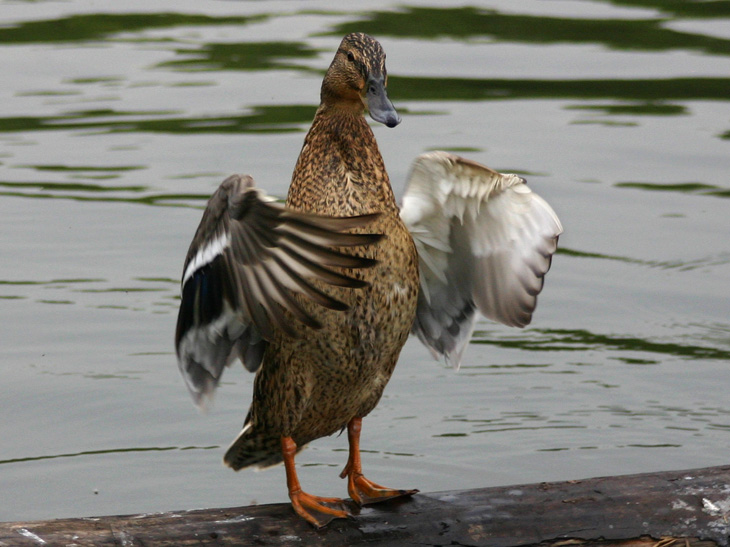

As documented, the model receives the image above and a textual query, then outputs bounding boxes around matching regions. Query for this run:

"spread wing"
[175,174,382,408]
[400,151,563,369]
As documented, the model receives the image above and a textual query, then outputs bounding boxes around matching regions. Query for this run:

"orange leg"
[339,417,419,506]
[281,436,349,528]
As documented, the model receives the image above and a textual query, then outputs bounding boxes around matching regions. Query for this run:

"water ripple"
[331,6,730,53]
[615,181,730,198]
[472,328,730,360]
[0,445,218,466]
[557,247,730,271]
[0,13,262,44]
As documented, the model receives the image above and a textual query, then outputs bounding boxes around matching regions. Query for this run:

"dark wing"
[400,152,563,369]
[175,174,382,408]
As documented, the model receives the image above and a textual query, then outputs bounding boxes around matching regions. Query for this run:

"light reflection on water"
[0,0,729,523]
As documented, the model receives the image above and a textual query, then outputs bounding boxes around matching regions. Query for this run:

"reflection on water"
[388,76,730,105]
[1,87,726,144]
[472,328,730,361]
[557,247,730,271]
[331,6,730,54]
[0,276,178,313]
[1,0,729,522]
[615,181,730,198]
[0,106,317,135]
[0,13,258,44]
[599,0,730,17]
[567,103,688,116]
[0,180,208,206]
[161,41,320,72]
[0,445,217,466]
[19,164,145,178]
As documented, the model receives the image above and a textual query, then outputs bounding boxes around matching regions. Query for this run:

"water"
[2,0,729,523]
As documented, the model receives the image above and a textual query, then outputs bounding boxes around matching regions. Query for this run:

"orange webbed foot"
[282,436,352,528]
[339,417,419,506]
[288,488,351,528]
[340,463,419,506]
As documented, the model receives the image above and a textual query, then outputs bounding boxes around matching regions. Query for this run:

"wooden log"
[1,465,729,546]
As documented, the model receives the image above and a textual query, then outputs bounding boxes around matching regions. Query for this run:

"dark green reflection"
[556,247,646,265]
[0,180,208,207]
[567,103,688,116]
[0,180,146,193]
[0,445,218,466]
[330,7,730,55]
[0,77,726,139]
[473,328,730,360]
[20,164,145,173]
[616,181,730,198]
[388,76,730,103]
[0,278,104,286]
[161,41,319,71]
[0,13,261,44]
[597,0,730,18]
[0,105,316,135]
[557,247,729,271]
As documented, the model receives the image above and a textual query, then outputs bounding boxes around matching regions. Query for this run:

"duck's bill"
[365,76,401,128]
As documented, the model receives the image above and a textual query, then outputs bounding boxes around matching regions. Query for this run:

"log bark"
[1,465,729,546]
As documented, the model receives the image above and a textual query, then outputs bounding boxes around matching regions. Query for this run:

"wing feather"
[175,174,382,408]
[401,151,563,369]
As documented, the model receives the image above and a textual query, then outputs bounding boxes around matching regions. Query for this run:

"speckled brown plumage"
[223,34,418,482]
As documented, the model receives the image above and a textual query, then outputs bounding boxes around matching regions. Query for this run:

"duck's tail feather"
[223,422,287,470]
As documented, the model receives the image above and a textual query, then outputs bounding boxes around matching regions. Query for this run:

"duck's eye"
[347,51,355,63]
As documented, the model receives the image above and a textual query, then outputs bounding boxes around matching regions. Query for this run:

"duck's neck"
[287,103,398,216]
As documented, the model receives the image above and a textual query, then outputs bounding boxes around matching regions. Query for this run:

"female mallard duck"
[176,33,563,528]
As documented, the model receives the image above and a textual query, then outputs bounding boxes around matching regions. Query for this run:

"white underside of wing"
[468,184,561,326]
[401,151,563,368]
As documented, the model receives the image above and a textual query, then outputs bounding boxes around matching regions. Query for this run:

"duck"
[175,32,563,528]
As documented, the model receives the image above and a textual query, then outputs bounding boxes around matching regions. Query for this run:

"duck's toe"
[345,472,419,507]
[289,489,351,528]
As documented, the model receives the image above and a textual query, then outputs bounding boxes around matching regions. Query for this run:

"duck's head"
[321,33,401,128]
